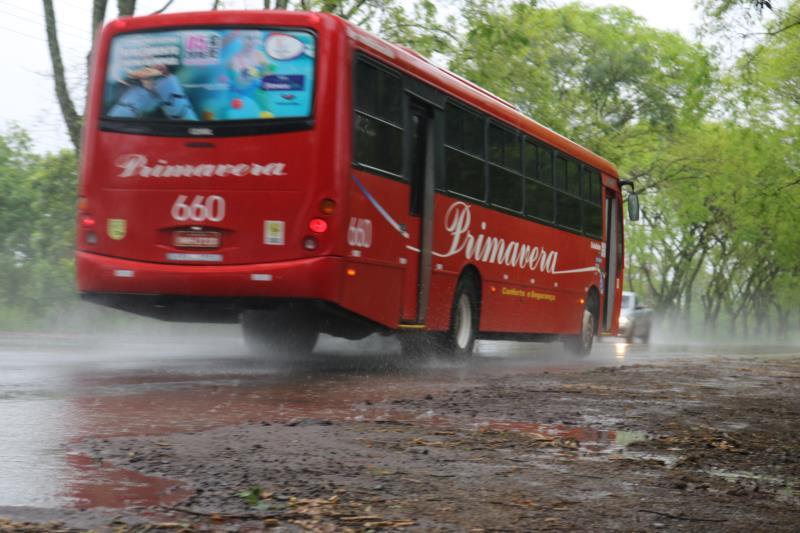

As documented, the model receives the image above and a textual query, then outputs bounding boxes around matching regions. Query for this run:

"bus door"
[402,99,436,323]
[602,187,621,332]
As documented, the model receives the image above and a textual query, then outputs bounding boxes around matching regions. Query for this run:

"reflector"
[303,236,318,250]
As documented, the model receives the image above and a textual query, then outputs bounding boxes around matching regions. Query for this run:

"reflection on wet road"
[0,328,796,510]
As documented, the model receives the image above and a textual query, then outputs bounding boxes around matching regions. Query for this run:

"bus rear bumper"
[76,251,343,302]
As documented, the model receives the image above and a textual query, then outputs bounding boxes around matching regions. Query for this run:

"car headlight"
[619,316,630,326]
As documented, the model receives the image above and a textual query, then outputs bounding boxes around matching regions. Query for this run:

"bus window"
[490,166,523,212]
[555,155,582,231]
[446,149,485,200]
[557,192,582,231]
[523,140,537,177]
[462,110,484,157]
[446,103,484,158]
[583,167,602,238]
[524,139,555,222]
[538,145,553,184]
[566,159,581,196]
[555,155,567,190]
[488,123,504,164]
[488,125,522,211]
[103,29,316,124]
[445,103,486,200]
[354,60,403,176]
[505,130,521,172]
[525,180,555,222]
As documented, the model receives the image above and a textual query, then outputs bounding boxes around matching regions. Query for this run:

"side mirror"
[619,179,640,222]
[627,191,640,221]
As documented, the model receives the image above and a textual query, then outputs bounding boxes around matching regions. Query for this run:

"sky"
[0,0,703,152]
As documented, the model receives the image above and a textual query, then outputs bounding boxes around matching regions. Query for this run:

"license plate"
[173,231,221,248]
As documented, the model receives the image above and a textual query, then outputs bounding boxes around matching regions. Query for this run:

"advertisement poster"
[103,29,315,121]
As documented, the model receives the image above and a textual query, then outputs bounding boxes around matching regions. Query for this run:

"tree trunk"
[87,0,108,110]
[42,0,82,151]
[683,285,693,337]
[92,0,108,39]
[742,313,749,340]
[117,0,136,16]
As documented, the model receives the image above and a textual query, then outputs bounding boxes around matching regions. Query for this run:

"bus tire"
[241,310,318,361]
[444,276,479,358]
[563,305,595,357]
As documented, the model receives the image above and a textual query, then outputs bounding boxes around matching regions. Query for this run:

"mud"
[4,352,800,531]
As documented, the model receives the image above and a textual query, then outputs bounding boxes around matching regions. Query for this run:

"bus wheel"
[563,307,595,357]
[241,310,318,361]
[444,276,479,358]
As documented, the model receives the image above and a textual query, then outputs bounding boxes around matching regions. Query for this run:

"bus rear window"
[102,28,315,123]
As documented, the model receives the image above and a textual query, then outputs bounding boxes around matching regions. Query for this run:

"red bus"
[76,10,638,358]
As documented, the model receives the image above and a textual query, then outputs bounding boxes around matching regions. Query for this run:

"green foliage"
[0,127,77,329]
[451,2,714,146]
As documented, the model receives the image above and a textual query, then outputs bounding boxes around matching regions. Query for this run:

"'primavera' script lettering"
[116,154,287,178]
[443,202,558,273]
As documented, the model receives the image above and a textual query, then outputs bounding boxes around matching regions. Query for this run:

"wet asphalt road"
[0,328,796,513]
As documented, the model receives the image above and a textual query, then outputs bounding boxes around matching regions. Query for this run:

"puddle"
[67,374,461,439]
[1,369,460,508]
[470,419,650,454]
[64,453,192,509]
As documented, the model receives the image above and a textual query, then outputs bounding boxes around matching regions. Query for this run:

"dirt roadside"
[5,354,800,531]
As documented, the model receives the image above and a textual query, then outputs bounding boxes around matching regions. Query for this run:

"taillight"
[78,197,97,244]
[80,214,96,228]
[308,218,328,234]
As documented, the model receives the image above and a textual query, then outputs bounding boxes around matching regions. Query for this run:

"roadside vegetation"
[1,0,798,339]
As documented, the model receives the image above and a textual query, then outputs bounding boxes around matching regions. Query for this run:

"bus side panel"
[339,169,414,328]
[429,195,601,335]
[425,270,457,330]
[340,260,404,328]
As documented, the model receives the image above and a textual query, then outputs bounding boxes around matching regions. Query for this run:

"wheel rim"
[454,293,472,350]
[582,310,594,349]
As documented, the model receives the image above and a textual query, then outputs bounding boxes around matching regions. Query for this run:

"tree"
[0,128,77,326]
[43,0,138,151]
[450,1,713,148]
